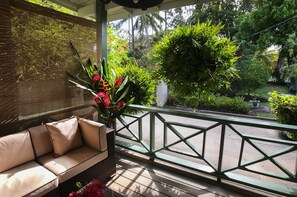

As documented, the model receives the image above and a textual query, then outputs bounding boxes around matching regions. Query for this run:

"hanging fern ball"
[153,22,239,96]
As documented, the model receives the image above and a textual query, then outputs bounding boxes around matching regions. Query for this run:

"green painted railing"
[115,105,297,197]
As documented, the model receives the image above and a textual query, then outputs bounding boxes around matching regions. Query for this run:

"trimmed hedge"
[175,94,250,114]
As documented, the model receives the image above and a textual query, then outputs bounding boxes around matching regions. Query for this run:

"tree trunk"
[145,24,150,48]
[131,17,135,50]
[275,47,286,83]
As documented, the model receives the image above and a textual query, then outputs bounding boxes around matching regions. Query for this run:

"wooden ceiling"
[47,0,214,21]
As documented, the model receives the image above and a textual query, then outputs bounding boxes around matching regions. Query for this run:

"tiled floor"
[106,153,248,197]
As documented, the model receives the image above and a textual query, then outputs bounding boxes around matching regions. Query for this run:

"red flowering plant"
[68,179,105,197]
[67,43,134,123]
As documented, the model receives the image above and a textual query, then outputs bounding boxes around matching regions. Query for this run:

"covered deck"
[0,0,296,196]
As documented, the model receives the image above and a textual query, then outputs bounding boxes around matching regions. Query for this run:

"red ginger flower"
[114,101,126,109]
[103,92,111,108]
[114,77,123,87]
[94,92,106,104]
[93,75,100,82]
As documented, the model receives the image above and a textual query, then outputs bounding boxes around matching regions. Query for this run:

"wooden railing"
[115,105,297,197]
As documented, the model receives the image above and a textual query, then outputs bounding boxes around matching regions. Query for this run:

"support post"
[217,124,226,183]
[95,0,107,65]
[150,112,156,154]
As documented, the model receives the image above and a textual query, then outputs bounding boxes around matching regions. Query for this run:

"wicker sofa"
[0,116,116,197]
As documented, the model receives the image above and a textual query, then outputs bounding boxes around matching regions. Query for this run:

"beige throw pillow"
[46,117,83,157]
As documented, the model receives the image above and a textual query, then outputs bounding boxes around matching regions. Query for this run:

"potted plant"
[152,22,238,99]
[67,43,134,127]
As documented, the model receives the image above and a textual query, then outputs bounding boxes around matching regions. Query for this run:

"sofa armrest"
[78,118,107,152]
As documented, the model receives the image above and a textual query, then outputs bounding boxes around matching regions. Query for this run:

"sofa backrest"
[0,130,35,172]
[28,125,54,157]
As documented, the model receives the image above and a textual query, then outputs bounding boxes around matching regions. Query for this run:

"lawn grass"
[256,112,276,119]
[253,85,288,100]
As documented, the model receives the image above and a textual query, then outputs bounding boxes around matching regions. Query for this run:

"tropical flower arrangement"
[68,179,105,197]
[67,43,134,124]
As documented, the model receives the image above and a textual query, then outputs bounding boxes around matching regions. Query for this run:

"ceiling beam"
[47,0,79,11]
[51,0,216,21]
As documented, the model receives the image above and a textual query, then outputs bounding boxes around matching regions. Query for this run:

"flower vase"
[105,119,116,130]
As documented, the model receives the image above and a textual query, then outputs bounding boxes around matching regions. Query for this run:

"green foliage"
[115,64,156,114]
[253,85,288,100]
[176,94,250,114]
[107,28,131,68]
[153,22,239,96]
[68,44,134,121]
[269,91,297,140]
[235,0,297,82]
[236,0,297,50]
[188,0,253,39]
[232,55,273,95]
[26,0,77,15]
[128,45,150,68]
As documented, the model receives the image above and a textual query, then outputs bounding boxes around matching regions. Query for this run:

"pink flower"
[94,92,105,104]
[103,92,111,108]
[78,180,105,197]
[98,92,105,98]
[68,191,79,197]
[94,96,101,104]
[93,75,100,82]
[114,77,123,87]
[148,64,152,69]
[114,101,126,109]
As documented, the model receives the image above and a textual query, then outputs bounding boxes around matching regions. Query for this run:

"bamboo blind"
[0,0,96,136]
[0,0,19,136]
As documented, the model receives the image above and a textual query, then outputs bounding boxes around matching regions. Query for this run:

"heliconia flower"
[114,77,123,87]
[93,75,100,82]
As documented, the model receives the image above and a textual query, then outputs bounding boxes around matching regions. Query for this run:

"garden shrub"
[176,94,250,114]
[153,22,238,96]
[232,55,272,96]
[115,64,156,114]
[269,91,297,140]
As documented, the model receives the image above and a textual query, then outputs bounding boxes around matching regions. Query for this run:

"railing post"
[138,118,143,141]
[295,151,297,181]
[217,123,226,183]
[150,112,155,154]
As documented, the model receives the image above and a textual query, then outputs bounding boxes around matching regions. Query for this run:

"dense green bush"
[269,91,297,140]
[153,22,238,96]
[115,64,156,114]
[232,55,273,95]
[176,94,250,114]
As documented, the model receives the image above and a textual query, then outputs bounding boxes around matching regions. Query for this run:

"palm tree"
[114,12,165,49]
[134,13,165,48]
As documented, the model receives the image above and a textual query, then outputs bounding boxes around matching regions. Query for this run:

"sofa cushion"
[28,125,54,157]
[46,116,83,156]
[37,146,108,183]
[0,130,34,173]
[0,161,58,197]
[78,118,107,152]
